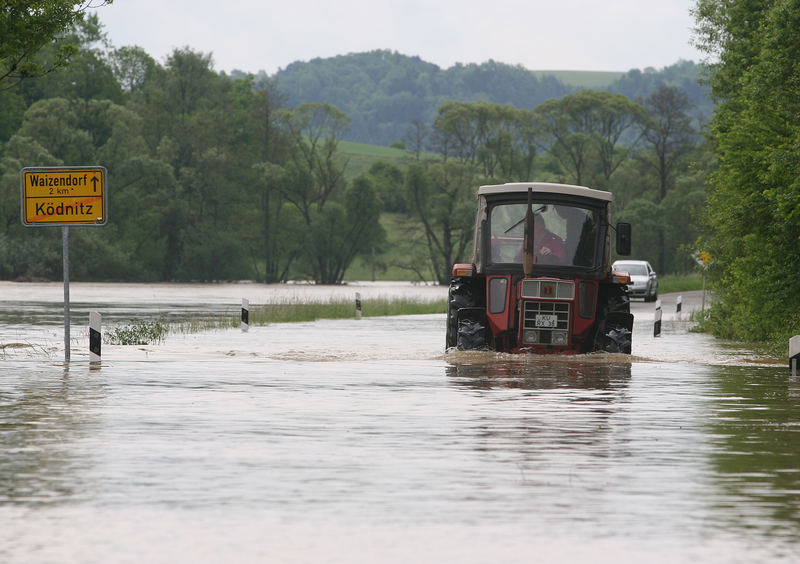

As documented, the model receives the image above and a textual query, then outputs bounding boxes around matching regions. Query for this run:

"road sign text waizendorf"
[21,166,107,226]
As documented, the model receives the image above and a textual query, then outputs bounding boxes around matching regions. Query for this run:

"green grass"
[104,297,447,344]
[657,273,705,294]
[105,318,170,345]
[248,296,446,324]
[336,140,442,180]
[531,70,625,89]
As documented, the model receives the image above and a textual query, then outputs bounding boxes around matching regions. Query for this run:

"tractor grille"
[521,300,570,345]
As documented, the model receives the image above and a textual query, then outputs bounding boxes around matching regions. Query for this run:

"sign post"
[63,226,70,360]
[21,166,107,362]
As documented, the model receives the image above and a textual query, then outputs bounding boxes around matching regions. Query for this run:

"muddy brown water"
[0,282,797,563]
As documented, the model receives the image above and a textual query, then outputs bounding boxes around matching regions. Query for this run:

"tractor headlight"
[523,329,539,344]
[552,331,568,345]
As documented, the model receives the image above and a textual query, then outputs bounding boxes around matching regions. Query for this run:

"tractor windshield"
[489,202,600,268]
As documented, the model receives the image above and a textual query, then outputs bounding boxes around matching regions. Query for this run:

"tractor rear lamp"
[611,270,631,285]
[577,281,597,319]
[452,264,474,277]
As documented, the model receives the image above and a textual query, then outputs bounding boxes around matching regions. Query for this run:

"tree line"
[693,0,800,351]
[0,9,706,288]
[264,50,711,147]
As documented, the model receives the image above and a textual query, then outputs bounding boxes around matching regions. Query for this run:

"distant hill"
[242,50,710,146]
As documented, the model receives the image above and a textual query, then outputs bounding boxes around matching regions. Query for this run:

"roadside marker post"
[355,293,362,319]
[676,295,682,313]
[241,298,249,332]
[790,335,800,377]
[654,299,662,338]
[89,312,101,363]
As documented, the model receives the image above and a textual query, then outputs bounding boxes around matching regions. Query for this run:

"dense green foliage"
[0,16,710,286]
[694,0,800,350]
[0,19,383,284]
[0,1,112,90]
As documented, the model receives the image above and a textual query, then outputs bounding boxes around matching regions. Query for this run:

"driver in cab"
[532,213,565,263]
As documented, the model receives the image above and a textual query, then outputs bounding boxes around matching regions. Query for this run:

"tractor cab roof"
[478,182,613,202]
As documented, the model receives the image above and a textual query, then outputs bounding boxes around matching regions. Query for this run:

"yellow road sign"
[21,166,107,226]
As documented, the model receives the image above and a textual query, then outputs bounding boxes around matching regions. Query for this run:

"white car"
[612,260,658,302]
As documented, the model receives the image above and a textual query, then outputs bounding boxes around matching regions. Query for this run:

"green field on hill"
[531,70,625,89]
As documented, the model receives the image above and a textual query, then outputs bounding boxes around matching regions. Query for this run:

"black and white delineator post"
[241,298,249,332]
[790,335,800,377]
[653,299,662,338]
[355,292,362,319]
[676,295,682,313]
[89,311,101,362]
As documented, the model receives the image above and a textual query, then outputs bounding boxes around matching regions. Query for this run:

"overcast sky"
[90,0,704,75]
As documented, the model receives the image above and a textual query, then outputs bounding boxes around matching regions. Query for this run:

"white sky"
[90,0,703,75]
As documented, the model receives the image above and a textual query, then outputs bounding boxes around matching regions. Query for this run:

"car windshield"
[489,203,599,267]
[615,263,648,276]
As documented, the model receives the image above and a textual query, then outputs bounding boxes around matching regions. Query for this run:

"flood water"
[1,281,798,563]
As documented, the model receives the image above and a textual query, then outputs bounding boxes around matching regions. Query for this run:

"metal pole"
[701,270,706,312]
[63,225,70,362]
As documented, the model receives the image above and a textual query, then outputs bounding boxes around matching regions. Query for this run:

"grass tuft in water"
[105,318,170,345]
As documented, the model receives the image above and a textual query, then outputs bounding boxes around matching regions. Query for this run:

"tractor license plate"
[535,314,558,328]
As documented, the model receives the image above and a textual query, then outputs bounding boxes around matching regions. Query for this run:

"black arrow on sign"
[91,176,99,192]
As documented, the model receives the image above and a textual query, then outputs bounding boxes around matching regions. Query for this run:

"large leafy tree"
[0,1,112,90]
[694,0,800,346]
[431,101,541,181]
[535,90,646,187]
[404,162,478,285]
[272,103,385,284]
[636,85,700,272]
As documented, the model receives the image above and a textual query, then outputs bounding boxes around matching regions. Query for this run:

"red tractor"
[446,182,634,354]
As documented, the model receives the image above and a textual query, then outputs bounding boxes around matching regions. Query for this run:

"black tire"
[457,317,488,351]
[596,324,632,354]
[446,277,478,350]
[594,284,633,354]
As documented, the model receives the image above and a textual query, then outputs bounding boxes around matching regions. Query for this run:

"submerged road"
[0,284,795,564]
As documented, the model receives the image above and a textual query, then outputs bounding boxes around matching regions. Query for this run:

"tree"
[0,1,112,90]
[637,85,699,272]
[108,46,156,93]
[403,119,428,161]
[404,162,478,284]
[535,90,646,187]
[694,0,800,347]
[641,86,698,202]
[306,175,385,284]
[535,93,596,185]
[278,103,351,222]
